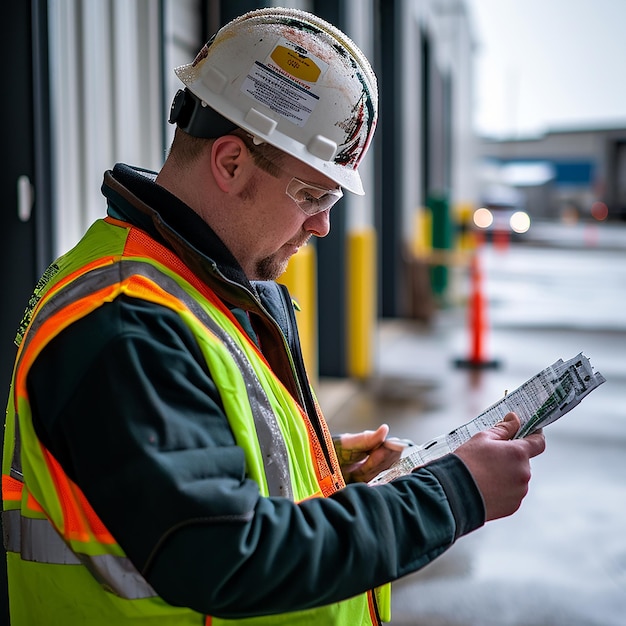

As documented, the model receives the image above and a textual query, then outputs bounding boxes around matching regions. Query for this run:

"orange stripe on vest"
[42,446,116,545]
[2,474,23,502]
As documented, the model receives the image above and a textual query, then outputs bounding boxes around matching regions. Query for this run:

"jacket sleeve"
[29,296,485,619]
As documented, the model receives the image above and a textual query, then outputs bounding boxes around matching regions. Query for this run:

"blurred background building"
[480,126,626,222]
[2,0,479,387]
[4,0,625,401]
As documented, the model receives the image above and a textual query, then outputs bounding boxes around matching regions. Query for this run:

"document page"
[369,353,605,486]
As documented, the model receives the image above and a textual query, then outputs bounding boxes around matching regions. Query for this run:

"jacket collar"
[101,163,260,308]
[101,164,307,403]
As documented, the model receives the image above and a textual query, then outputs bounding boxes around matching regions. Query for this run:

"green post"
[428,192,451,302]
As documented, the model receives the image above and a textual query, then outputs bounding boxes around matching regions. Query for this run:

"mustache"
[289,234,312,248]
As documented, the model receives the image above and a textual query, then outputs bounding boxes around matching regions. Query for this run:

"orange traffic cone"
[493,227,510,252]
[454,251,500,369]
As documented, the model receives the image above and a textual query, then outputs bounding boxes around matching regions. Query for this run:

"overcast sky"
[465,0,626,138]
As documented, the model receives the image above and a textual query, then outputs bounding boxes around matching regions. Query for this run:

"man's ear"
[210,135,251,193]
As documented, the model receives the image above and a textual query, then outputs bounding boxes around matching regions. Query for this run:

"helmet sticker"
[240,37,328,128]
[270,43,324,83]
[241,63,318,128]
[266,37,329,87]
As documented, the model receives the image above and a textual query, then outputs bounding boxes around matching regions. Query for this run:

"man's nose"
[304,209,331,238]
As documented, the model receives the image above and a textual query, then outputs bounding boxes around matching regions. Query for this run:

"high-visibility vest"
[2,217,389,625]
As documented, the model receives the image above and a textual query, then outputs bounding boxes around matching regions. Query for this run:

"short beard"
[254,254,290,281]
[239,175,288,280]
[254,235,310,280]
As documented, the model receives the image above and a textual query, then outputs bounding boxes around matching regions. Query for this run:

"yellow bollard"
[278,244,318,384]
[346,227,377,379]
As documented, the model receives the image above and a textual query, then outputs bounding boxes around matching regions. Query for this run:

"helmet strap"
[168,88,239,138]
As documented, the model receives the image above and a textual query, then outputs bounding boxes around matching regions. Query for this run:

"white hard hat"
[169,7,378,195]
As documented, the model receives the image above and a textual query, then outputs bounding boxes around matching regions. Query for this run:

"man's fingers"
[338,424,407,483]
[519,431,546,459]
[340,424,389,453]
[348,444,401,483]
[490,412,521,440]
[383,436,415,452]
[490,413,545,457]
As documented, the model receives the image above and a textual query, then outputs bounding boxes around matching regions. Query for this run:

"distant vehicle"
[473,184,531,240]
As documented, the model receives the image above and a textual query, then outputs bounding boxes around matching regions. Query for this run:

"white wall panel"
[343,0,376,232]
[49,0,84,253]
[162,0,202,150]
[398,0,423,245]
[82,0,114,227]
[135,0,164,168]
[48,0,166,256]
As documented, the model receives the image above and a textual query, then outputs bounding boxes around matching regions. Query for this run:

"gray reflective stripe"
[2,510,157,599]
[81,553,157,599]
[2,509,80,564]
[9,412,23,482]
[16,259,293,499]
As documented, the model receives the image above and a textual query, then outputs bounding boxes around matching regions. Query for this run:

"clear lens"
[286,178,343,215]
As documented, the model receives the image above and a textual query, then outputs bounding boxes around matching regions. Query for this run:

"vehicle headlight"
[473,207,493,229]
[510,211,531,234]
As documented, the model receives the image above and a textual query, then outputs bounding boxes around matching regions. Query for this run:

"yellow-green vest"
[2,217,390,625]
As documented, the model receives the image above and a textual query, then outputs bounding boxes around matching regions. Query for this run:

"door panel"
[1,1,52,621]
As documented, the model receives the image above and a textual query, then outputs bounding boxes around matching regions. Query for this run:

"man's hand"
[334,424,410,483]
[454,412,546,521]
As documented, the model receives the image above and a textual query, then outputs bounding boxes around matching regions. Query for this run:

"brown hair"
[231,129,286,178]
[168,127,208,165]
[169,127,287,179]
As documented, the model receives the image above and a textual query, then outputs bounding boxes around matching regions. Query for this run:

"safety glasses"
[285,177,343,216]
[243,136,343,216]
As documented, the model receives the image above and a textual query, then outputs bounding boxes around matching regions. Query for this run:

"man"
[2,8,545,625]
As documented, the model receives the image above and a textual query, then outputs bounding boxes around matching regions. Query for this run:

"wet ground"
[318,221,626,626]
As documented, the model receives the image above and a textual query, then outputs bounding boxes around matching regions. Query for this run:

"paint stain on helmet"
[335,91,375,167]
